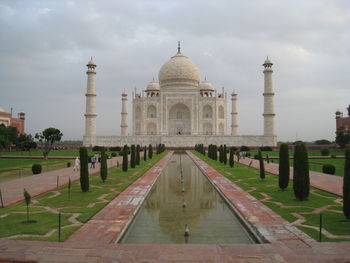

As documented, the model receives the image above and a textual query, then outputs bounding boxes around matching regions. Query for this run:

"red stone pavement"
[236,156,343,196]
[0,151,349,262]
[0,157,123,207]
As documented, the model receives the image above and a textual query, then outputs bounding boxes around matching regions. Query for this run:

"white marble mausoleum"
[83,44,277,147]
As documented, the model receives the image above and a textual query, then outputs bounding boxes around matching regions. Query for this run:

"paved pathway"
[0,157,123,207]
[237,157,343,196]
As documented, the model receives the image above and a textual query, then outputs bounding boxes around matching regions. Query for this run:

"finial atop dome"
[177,41,181,54]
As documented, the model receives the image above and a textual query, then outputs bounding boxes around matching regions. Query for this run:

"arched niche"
[147,105,157,118]
[218,105,224,119]
[147,122,157,135]
[168,103,191,135]
[203,123,213,135]
[203,105,213,119]
[218,123,225,135]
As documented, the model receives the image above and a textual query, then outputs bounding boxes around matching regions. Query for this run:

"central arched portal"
[168,103,191,135]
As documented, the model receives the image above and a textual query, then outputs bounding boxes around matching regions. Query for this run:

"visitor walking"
[73,157,80,171]
[90,155,96,168]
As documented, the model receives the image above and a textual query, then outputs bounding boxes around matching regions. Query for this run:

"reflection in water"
[120,154,256,244]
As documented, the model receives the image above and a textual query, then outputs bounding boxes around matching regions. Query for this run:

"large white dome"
[159,51,200,88]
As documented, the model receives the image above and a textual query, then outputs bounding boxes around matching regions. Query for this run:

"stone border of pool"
[187,151,316,248]
[65,151,174,247]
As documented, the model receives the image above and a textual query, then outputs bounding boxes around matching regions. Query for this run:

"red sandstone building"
[0,107,25,134]
[335,104,350,134]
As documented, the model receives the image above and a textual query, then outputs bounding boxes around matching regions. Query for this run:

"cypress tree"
[219,145,223,163]
[229,147,235,168]
[144,146,147,161]
[223,144,227,165]
[122,145,128,172]
[258,150,265,180]
[130,145,136,168]
[214,145,218,161]
[23,188,31,222]
[293,143,310,201]
[148,144,153,159]
[136,145,140,165]
[343,148,350,219]
[100,147,107,182]
[278,143,290,191]
[79,147,89,192]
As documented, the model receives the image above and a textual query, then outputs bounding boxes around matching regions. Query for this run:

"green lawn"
[0,150,120,157]
[248,149,345,158]
[0,151,167,241]
[0,159,72,183]
[193,151,350,242]
[271,158,344,177]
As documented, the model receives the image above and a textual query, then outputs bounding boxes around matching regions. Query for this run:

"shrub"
[278,143,290,191]
[254,154,259,160]
[79,147,89,192]
[245,152,251,157]
[240,146,250,152]
[320,148,330,156]
[331,155,337,159]
[130,145,136,168]
[23,188,31,222]
[229,147,235,168]
[148,144,153,159]
[144,146,147,161]
[92,145,103,151]
[31,164,42,174]
[260,146,273,151]
[322,164,336,175]
[111,152,117,157]
[343,149,350,219]
[258,150,265,180]
[122,145,128,172]
[100,147,108,182]
[136,145,140,165]
[293,143,310,201]
[109,146,121,152]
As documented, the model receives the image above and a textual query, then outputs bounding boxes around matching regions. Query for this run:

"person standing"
[73,157,80,171]
[90,155,96,168]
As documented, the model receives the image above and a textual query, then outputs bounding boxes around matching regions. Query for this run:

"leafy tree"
[0,125,19,149]
[143,146,147,161]
[130,145,136,168]
[79,147,89,192]
[293,143,310,201]
[148,144,153,159]
[122,145,128,172]
[343,149,350,219]
[16,133,37,153]
[100,147,108,182]
[258,150,265,180]
[278,143,290,191]
[35,128,63,159]
[0,135,10,151]
[223,145,227,165]
[229,147,235,168]
[314,139,332,145]
[23,188,31,222]
[136,145,140,165]
[336,127,350,148]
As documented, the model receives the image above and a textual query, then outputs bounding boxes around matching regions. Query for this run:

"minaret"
[263,57,275,136]
[84,57,97,137]
[231,91,238,136]
[121,92,128,136]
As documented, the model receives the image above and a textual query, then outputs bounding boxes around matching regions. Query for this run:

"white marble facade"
[83,45,277,147]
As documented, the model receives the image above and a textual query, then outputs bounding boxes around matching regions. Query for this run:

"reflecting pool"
[119,153,256,244]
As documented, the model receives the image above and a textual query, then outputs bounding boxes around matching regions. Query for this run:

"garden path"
[0,157,123,207]
[236,156,343,196]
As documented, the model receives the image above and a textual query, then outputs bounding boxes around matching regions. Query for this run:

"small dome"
[146,80,160,91]
[159,52,200,88]
[263,57,273,67]
[0,107,5,112]
[199,79,214,91]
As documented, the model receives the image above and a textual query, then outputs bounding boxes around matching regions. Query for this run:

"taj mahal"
[83,43,277,147]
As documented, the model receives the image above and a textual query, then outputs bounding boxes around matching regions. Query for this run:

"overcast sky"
[1,0,349,142]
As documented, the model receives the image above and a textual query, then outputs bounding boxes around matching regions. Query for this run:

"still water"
[119,153,256,244]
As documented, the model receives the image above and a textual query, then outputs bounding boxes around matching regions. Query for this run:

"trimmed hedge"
[31,164,42,174]
[322,164,336,175]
